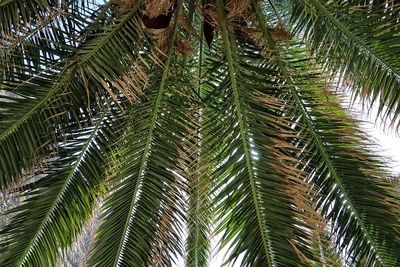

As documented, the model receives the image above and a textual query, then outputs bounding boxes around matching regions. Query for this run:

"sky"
[349,97,400,173]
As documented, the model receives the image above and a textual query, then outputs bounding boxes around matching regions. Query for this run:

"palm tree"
[1,0,400,266]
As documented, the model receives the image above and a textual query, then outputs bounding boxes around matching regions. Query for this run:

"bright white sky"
[349,97,400,173]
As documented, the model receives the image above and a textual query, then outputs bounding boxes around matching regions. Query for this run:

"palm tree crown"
[1,0,400,266]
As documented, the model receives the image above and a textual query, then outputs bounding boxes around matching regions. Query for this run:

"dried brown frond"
[252,91,286,109]
[225,0,251,20]
[270,142,325,229]
[234,24,262,46]
[288,240,310,265]
[151,22,193,57]
[256,91,329,263]
[114,0,137,7]
[289,234,343,267]
[200,1,219,27]
[175,36,194,57]
[179,15,201,41]
[112,60,149,102]
[153,23,174,53]
[268,26,293,42]
[144,0,175,18]
[270,144,329,265]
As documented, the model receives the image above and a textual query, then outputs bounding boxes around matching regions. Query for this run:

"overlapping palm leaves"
[290,0,400,125]
[1,0,400,266]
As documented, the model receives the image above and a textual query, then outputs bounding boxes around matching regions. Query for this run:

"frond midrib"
[110,2,183,266]
[216,1,273,266]
[192,13,205,267]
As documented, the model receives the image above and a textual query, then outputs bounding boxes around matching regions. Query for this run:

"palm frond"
[203,1,321,265]
[0,0,151,189]
[289,0,400,127]
[0,65,78,189]
[145,171,185,267]
[87,2,189,265]
[180,22,213,267]
[0,0,92,35]
[292,65,400,266]
[183,118,212,266]
[254,5,400,264]
[76,0,150,99]
[0,101,122,267]
[181,93,212,267]
[183,138,212,267]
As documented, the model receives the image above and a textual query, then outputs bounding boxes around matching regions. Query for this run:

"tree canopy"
[1,0,400,266]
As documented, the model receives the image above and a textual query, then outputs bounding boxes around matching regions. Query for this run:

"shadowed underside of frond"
[1,0,400,267]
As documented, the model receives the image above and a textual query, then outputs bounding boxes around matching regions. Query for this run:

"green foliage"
[1,0,400,266]
[290,0,400,125]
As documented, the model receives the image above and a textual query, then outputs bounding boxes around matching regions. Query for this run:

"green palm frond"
[0,3,85,187]
[203,2,322,265]
[0,65,79,188]
[0,0,92,35]
[253,6,400,264]
[289,0,400,126]
[87,2,188,265]
[182,54,212,267]
[76,0,150,99]
[87,65,188,267]
[293,69,400,266]
[0,101,123,267]
[184,135,212,267]
[0,0,150,189]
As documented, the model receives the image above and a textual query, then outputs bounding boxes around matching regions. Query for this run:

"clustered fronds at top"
[1,0,400,267]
